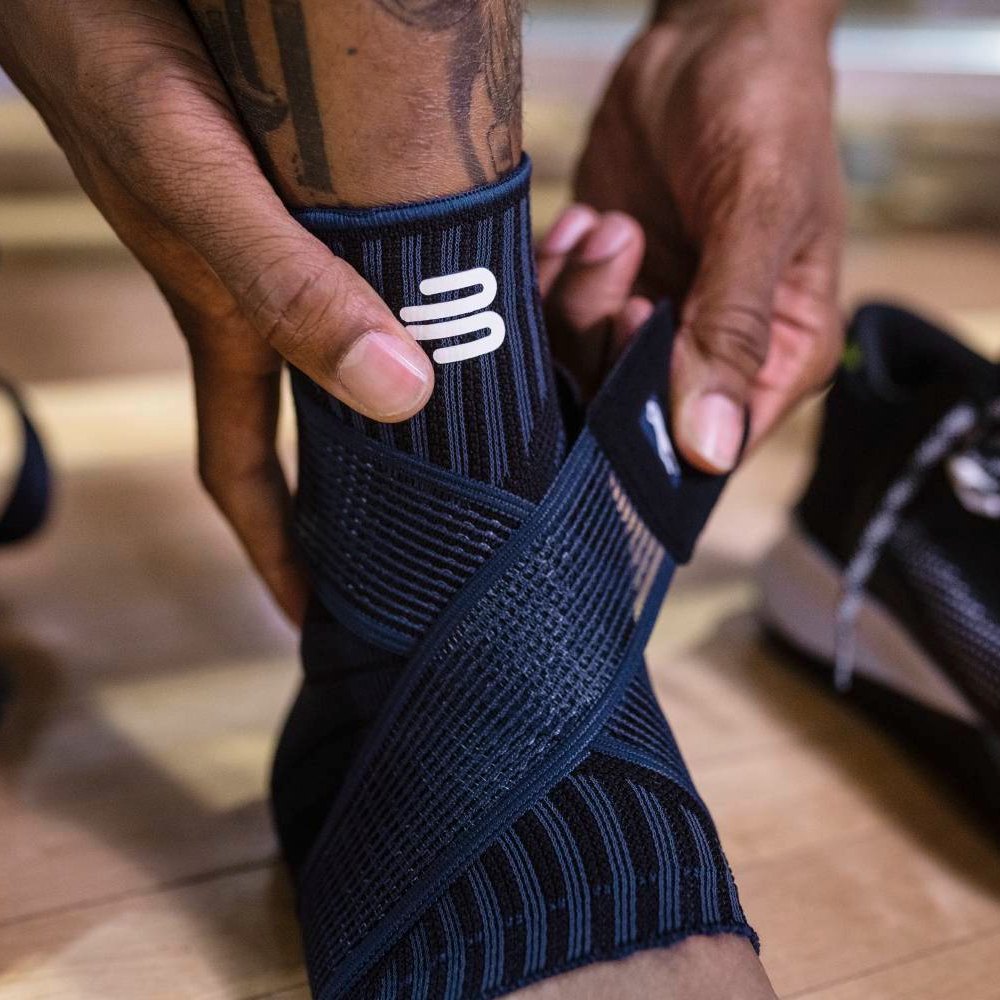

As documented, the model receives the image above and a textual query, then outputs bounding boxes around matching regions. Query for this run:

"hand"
[572,0,845,472]
[0,0,434,624]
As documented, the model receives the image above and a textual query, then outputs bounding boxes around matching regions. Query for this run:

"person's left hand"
[564,0,846,473]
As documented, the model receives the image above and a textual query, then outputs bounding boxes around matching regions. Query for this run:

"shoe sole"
[759,523,1000,827]
[760,524,980,723]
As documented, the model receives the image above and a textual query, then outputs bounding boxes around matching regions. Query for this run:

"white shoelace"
[833,399,998,691]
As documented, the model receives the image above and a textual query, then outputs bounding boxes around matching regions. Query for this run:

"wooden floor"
[1,233,998,999]
[2,76,1000,994]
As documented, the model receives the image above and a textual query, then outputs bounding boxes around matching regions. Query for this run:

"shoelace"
[834,398,999,691]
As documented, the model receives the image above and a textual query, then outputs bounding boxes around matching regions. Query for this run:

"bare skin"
[508,936,776,1000]
[178,2,779,997]
[574,0,845,469]
[185,0,523,206]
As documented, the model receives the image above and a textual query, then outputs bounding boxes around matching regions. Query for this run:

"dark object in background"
[761,303,1000,821]
[0,379,50,723]
[0,379,50,546]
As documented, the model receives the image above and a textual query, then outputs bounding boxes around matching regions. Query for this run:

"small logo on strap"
[641,396,681,486]
[399,267,506,365]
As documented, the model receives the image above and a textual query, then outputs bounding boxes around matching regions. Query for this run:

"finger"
[746,233,844,446]
[544,212,646,394]
[101,61,433,423]
[671,212,794,474]
[612,295,655,356]
[536,204,600,296]
[187,342,309,626]
[549,212,646,327]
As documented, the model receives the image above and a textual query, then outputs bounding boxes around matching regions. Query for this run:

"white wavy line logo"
[643,396,681,485]
[399,267,507,365]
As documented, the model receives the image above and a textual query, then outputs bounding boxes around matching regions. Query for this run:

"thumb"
[99,58,435,423]
[196,204,434,422]
[671,223,780,473]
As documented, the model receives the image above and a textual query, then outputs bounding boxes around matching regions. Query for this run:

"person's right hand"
[573,1,845,473]
[0,0,434,624]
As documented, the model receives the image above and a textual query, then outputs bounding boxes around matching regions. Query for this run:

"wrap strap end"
[587,302,732,564]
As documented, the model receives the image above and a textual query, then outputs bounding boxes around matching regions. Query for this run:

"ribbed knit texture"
[349,680,751,1000]
[273,161,567,872]
[294,157,565,503]
[274,171,755,999]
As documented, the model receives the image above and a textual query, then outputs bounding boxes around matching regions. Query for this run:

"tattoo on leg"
[271,0,334,193]
[222,0,271,96]
[375,0,523,184]
[190,2,288,178]
[375,0,479,29]
[483,0,521,175]
[188,0,333,196]
[447,6,489,187]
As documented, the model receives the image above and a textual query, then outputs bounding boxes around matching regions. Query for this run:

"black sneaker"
[0,378,50,723]
[0,379,50,547]
[759,304,1000,817]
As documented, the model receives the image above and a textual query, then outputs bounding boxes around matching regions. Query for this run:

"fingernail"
[679,392,744,472]
[541,206,595,255]
[577,217,634,264]
[337,331,432,420]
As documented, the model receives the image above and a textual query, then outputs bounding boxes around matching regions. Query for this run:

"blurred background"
[1,3,998,999]
[526,0,1000,231]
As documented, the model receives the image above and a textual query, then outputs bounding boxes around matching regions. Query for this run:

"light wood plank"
[0,465,293,686]
[0,195,119,253]
[740,824,1000,997]
[0,260,183,383]
[0,463,297,924]
[251,986,311,1000]
[0,655,295,924]
[15,373,296,473]
[0,865,304,1000]
[792,929,1000,1000]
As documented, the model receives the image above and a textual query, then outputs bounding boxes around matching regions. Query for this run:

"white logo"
[399,267,506,365]
[643,397,681,485]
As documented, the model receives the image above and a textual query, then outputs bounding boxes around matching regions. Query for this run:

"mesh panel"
[887,518,1000,727]
[295,375,533,648]
[298,433,673,997]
